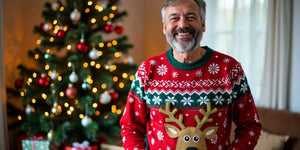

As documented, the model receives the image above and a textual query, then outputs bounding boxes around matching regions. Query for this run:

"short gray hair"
[161,0,206,23]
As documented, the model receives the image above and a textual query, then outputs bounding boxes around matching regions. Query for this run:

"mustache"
[173,27,196,36]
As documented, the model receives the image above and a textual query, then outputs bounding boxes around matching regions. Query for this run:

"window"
[202,0,267,101]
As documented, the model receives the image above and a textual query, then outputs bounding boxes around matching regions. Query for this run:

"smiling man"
[120,0,262,149]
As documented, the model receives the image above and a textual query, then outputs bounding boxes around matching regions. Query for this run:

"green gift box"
[22,139,53,150]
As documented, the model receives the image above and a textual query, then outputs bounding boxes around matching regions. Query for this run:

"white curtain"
[258,0,292,109]
[0,0,9,148]
[203,0,268,101]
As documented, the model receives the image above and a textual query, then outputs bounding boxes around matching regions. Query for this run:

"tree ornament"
[81,80,90,90]
[51,102,59,114]
[114,24,123,34]
[47,130,55,140]
[57,29,66,39]
[110,91,119,101]
[77,40,88,53]
[25,104,35,114]
[113,9,118,15]
[70,9,81,22]
[38,73,50,87]
[51,2,59,11]
[43,22,53,32]
[50,70,58,80]
[69,71,79,83]
[127,56,134,64]
[89,48,99,60]
[66,84,77,99]
[14,79,24,89]
[100,91,111,104]
[104,22,114,33]
[39,22,45,31]
[44,53,51,59]
[81,116,92,127]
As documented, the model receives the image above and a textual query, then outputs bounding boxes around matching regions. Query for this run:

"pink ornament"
[57,29,66,39]
[66,84,77,99]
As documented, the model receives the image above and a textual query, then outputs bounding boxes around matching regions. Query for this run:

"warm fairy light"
[111,6,117,10]
[87,1,93,5]
[17,116,22,120]
[119,82,125,88]
[107,42,112,47]
[45,64,50,70]
[74,99,78,105]
[48,71,52,77]
[63,26,68,31]
[95,64,101,69]
[101,83,107,89]
[83,62,89,68]
[50,83,54,88]
[117,109,122,115]
[104,64,110,70]
[90,61,96,66]
[49,37,54,42]
[57,105,62,112]
[95,111,100,116]
[97,6,104,12]
[46,49,51,53]
[59,6,64,12]
[92,103,98,108]
[85,8,90,13]
[109,13,114,18]
[91,18,96,24]
[110,65,117,72]
[79,114,84,119]
[92,87,97,93]
[44,112,49,116]
[20,92,25,97]
[28,78,33,83]
[32,99,36,103]
[54,25,60,31]
[67,44,72,50]
[64,102,69,107]
[98,42,104,48]
[67,110,72,115]
[59,92,64,97]
[70,106,74,111]
[112,40,118,45]
[114,52,121,58]
[36,39,41,45]
[122,73,128,79]
[58,76,62,81]
[68,62,72,67]
[86,77,93,84]
[103,16,108,21]
[130,75,134,81]
[42,93,47,99]
[34,54,39,60]
[99,51,103,56]
[113,76,118,82]
[104,115,108,119]
[53,20,57,25]
[33,73,37,78]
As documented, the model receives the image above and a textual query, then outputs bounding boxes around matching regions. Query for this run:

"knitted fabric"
[120,46,261,150]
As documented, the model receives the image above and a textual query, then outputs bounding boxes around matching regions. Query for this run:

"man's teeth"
[178,32,190,36]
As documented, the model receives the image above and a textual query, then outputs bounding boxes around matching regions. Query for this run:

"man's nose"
[177,18,189,28]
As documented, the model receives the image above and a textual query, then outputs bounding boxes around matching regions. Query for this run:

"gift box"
[65,141,98,150]
[22,138,54,150]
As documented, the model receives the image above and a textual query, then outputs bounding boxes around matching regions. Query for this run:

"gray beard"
[166,32,203,53]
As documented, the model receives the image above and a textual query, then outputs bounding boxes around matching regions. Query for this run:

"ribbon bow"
[72,140,91,150]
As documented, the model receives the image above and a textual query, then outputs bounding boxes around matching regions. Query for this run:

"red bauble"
[104,24,114,33]
[39,23,45,31]
[14,79,24,89]
[114,9,118,15]
[110,92,119,101]
[114,26,123,34]
[77,42,88,53]
[38,76,50,87]
[66,85,77,99]
[57,29,66,39]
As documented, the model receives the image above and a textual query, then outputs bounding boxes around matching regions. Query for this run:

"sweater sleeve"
[119,62,149,150]
[228,63,262,150]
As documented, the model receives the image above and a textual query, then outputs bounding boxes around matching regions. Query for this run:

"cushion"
[255,129,289,150]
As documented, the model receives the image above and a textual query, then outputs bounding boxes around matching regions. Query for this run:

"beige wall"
[3,0,167,90]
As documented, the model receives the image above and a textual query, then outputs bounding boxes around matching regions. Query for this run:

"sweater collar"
[166,46,213,70]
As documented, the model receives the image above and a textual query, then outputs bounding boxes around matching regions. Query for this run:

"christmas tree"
[7,0,136,147]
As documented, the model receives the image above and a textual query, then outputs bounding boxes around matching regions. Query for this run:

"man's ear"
[163,23,166,35]
[202,20,206,32]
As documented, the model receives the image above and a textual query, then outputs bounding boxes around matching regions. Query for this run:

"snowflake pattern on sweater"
[120,46,261,150]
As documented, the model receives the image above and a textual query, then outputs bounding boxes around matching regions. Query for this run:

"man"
[120,0,262,149]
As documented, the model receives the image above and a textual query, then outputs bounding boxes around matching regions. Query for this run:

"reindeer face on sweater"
[159,102,218,150]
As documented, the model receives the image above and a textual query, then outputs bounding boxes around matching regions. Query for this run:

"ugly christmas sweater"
[120,46,261,150]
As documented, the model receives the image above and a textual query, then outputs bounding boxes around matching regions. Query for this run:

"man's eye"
[187,16,196,20]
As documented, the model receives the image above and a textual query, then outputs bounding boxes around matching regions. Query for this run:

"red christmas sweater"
[120,46,261,150]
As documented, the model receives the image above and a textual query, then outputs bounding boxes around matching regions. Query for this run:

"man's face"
[163,0,205,52]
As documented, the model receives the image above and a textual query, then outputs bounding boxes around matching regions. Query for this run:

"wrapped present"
[22,138,54,150]
[65,141,98,150]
